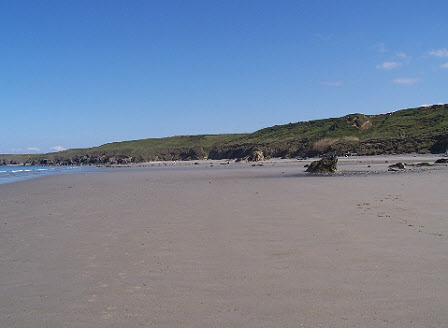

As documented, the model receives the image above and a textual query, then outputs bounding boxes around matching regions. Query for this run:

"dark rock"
[388,162,406,171]
[178,146,204,160]
[429,134,448,153]
[414,162,432,167]
[306,157,338,173]
[435,158,448,164]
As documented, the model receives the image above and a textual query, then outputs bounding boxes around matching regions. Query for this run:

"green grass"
[84,134,247,158]
[223,104,448,145]
[0,134,247,163]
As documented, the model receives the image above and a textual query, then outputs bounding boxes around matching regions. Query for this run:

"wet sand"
[1,156,447,327]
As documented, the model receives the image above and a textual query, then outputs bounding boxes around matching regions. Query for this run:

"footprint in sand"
[88,294,97,302]
[101,306,118,319]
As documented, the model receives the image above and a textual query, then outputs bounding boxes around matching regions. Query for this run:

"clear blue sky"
[1,0,447,154]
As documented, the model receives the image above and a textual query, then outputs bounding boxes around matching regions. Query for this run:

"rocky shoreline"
[2,135,447,167]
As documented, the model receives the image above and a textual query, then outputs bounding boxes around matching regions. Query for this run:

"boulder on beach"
[414,162,432,167]
[435,158,448,164]
[306,157,338,173]
[388,162,406,171]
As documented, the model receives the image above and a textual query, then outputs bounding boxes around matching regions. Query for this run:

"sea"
[0,166,94,185]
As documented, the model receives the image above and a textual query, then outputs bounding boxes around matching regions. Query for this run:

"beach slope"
[0,162,447,327]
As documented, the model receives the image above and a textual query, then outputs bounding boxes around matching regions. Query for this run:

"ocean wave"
[0,166,95,185]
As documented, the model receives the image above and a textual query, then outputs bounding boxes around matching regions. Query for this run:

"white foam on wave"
[0,166,92,185]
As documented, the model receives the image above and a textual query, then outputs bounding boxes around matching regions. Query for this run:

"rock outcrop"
[388,162,406,171]
[306,157,338,173]
[248,150,264,162]
[429,134,448,153]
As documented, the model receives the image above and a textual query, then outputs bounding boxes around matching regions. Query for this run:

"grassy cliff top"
[1,104,447,163]
[233,104,448,144]
[0,134,247,163]
[58,133,247,158]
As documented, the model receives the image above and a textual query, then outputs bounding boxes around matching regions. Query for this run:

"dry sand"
[1,155,447,327]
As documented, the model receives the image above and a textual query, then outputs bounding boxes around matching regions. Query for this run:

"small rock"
[414,162,432,167]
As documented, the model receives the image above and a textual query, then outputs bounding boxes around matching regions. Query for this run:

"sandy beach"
[1,155,447,327]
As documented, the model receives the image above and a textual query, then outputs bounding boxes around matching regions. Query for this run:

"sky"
[1,0,447,154]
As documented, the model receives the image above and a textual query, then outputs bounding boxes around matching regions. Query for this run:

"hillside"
[0,134,246,165]
[208,104,448,159]
[1,104,447,165]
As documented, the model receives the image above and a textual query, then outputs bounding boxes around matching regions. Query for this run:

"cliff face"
[207,134,447,160]
[207,140,313,160]
[20,146,205,166]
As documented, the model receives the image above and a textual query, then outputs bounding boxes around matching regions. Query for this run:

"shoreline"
[1,153,447,186]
